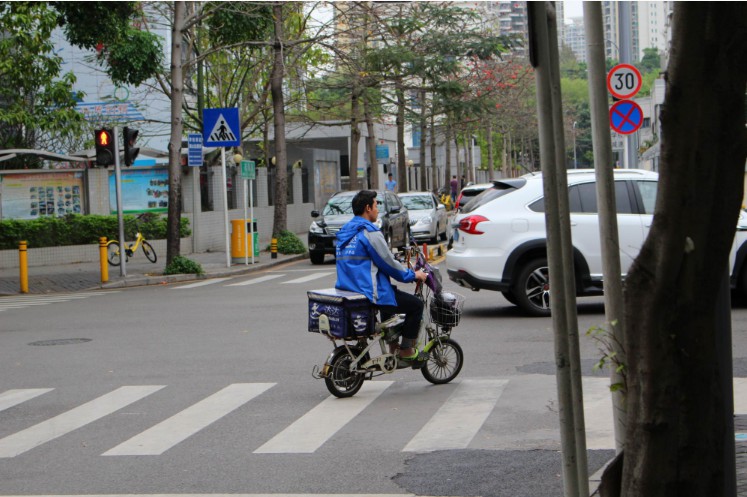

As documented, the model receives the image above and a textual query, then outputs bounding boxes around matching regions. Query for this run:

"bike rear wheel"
[421,338,463,385]
[142,241,157,263]
[107,241,121,266]
[325,348,365,398]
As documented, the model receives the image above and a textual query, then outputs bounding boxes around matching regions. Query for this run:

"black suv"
[308,190,409,265]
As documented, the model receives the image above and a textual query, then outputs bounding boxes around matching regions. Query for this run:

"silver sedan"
[398,191,449,244]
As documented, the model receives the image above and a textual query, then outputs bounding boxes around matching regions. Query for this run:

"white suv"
[446,169,747,316]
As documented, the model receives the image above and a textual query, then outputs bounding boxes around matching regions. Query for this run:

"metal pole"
[585,0,627,453]
[113,126,126,277]
[618,1,638,169]
[221,147,230,268]
[192,170,200,254]
[572,122,578,168]
[243,178,248,266]
[250,179,255,264]
[528,4,580,496]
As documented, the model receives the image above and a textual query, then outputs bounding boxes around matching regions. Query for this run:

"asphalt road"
[2,257,745,497]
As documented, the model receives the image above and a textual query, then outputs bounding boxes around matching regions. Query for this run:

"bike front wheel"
[141,241,157,263]
[421,338,463,385]
[325,348,365,398]
[107,241,121,266]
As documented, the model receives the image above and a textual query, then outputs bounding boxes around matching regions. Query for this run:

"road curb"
[95,253,308,291]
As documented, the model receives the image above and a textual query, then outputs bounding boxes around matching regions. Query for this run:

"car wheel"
[309,252,325,265]
[513,258,552,317]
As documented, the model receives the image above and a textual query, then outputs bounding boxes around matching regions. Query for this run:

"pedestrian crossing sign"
[203,107,241,147]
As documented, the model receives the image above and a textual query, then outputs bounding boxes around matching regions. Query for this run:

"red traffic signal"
[123,127,140,167]
[94,128,116,166]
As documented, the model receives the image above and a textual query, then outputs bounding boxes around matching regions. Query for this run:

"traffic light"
[123,127,140,167]
[94,128,116,166]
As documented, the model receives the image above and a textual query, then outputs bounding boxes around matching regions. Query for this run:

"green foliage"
[163,256,204,275]
[271,230,306,254]
[0,2,85,165]
[52,2,161,87]
[106,29,163,87]
[205,2,273,45]
[0,214,191,250]
[586,323,627,395]
[638,47,661,73]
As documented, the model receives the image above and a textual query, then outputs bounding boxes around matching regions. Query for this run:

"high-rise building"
[564,17,586,63]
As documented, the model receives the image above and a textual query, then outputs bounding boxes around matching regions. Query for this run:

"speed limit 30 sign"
[607,63,642,100]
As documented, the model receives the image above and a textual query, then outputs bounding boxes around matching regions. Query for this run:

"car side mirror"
[390,206,401,214]
[437,204,445,210]
[311,210,320,218]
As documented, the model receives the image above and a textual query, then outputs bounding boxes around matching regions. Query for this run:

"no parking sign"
[609,100,644,135]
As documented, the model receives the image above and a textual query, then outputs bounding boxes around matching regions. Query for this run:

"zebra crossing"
[3,377,746,459]
[171,271,335,290]
[0,292,116,312]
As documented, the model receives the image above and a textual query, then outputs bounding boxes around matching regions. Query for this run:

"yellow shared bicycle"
[106,217,157,266]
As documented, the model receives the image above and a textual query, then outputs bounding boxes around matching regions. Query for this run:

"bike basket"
[429,291,465,326]
[307,288,375,339]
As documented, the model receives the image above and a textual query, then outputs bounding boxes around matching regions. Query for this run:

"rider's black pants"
[379,287,423,340]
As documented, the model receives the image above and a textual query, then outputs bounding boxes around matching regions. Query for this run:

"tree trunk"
[349,82,361,191]
[396,80,407,192]
[270,2,287,237]
[619,4,747,496]
[486,119,494,177]
[166,1,186,266]
[430,113,438,191]
[445,119,452,183]
[419,89,427,191]
[364,88,379,190]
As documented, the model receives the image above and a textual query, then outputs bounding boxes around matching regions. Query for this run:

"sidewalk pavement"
[0,249,307,296]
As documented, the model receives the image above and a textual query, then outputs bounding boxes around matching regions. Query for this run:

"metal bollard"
[19,240,28,293]
[99,237,109,283]
[271,238,278,259]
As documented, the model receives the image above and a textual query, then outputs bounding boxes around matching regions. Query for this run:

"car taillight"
[455,194,463,210]
[458,215,488,235]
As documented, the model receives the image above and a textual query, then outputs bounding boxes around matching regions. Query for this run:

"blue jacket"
[335,216,415,306]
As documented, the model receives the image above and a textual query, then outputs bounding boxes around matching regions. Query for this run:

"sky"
[563,0,584,20]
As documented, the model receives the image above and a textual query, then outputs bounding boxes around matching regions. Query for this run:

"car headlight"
[374,218,383,228]
[309,221,324,234]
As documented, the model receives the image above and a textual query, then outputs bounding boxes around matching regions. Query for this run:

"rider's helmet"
[430,291,463,326]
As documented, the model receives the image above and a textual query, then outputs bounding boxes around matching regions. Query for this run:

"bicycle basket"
[429,291,465,327]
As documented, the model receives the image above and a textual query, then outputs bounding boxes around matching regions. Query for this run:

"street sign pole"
[112,126,126,277]
[221,148,230,268]
[243,177,248,266]
[250,178,255,265]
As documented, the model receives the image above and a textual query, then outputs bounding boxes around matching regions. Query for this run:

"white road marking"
[280,272,333,284]
[103,383,275,456]
[403,379,508,452]
[254,381,393,453]
[0,389,54,412]
[0,386,165,458]
[172,278,232,289]
[225,274,286,286]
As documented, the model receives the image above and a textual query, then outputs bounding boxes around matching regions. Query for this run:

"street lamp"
[572,121,578,169]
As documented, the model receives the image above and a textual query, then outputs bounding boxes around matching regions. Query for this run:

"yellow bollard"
[99,237,109,283]
[271,237,278,259]
[19,240,28,293]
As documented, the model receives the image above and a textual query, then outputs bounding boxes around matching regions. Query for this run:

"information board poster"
[109,168,169,214]
[1,172,84,219]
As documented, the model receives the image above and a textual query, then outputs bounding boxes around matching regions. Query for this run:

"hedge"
[0,213,191,250]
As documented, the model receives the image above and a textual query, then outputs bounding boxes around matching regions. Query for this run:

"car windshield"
[400,195,433,210]
[322,196,354,215]
[461,179,527,213]
[322,193,384,216]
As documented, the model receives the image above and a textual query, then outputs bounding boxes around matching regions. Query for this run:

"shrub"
[272,230,307,254]
[163,256,204,275]
[0,214,191,250]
